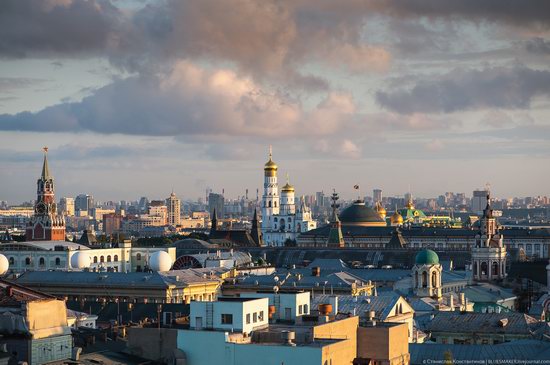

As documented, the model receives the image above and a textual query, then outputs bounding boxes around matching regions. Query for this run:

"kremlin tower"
[25,147,66,241]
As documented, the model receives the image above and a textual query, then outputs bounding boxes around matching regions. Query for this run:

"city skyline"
[1,1,550,201]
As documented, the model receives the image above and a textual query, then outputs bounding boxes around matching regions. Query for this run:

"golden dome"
[406,198,415,210]
[264,146,278,172]
[281,182,295,193]
[390,211,403,224]
[264,158,278,171]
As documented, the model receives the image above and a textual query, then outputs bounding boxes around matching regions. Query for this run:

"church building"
[260,148,316,246]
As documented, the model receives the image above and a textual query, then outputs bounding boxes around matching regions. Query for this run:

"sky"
[1,0,550,203]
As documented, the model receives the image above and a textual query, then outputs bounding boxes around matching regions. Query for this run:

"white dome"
[150,251,173,271]
[0,254,8,275]
[70,251,91,269]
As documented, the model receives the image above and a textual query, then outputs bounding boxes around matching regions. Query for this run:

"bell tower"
[25,147,66,241]
[471,191,506,282]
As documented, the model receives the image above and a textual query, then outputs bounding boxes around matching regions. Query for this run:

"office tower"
[471,190,489,214]
[59,197,75,216]
[166,192,181,226]
[373,189,382,203]
[75,194,94,215]
[208,193,224,218]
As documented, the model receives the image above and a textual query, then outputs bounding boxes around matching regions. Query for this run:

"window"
[253,312,258,323]
[221,314,233,324]
[304,304,308,314]
[114,255,119,262]
[25,257,31,266]
[107,255,111,262]
[93,256,98,263]
[39,257,45,266]
[136,253,142,261]
[259,311,264,321]
[8,257,14,265]
[100,256,105,263]
[55,257,61,266]
[246,313,251,324]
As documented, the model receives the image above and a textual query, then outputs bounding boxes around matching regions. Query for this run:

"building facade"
[166,192,181,226]
[260,148,316,246]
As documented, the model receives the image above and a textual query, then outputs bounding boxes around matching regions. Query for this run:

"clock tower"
[25,147,66,241]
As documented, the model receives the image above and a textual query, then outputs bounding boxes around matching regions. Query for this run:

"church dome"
[390,211,403,224]
[415,249,439,265]
[338,201,386,226]
[264,158,278,171]
[281,182,295,193]
[150,251,173,271]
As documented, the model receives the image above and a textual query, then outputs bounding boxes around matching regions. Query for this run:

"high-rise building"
[208,193,224,218]
[103,212,122,236]
[149,200,168,226]
[166,192,181,226]
[75,194,94,215]
[373,189,382,203]
[25,148,66,241]
[471,190,488,214]
[59,197,75,216]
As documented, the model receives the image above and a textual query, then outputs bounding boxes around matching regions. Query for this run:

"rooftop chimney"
[312,267,321,277]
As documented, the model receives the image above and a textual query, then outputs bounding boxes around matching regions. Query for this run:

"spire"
[41,146,51,180]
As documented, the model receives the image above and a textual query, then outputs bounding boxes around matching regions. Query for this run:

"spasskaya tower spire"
[25,147,66,241]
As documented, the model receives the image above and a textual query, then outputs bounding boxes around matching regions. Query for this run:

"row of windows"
[9,257,62,266]
[298,303,309,315]
[92,255,119,263]
[246,310,264,324]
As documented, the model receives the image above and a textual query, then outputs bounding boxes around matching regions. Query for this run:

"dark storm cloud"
[376,66,550,114]
[0,0,120,58]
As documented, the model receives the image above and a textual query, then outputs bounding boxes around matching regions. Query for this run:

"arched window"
[274,202,277,207]
[136,253,142,261]
[481,262,488,276]
[473,262,478,276]
[93,256,98,263]
[288,218,292,223]
[100,256,105,263]
[268,201,272,208]
[25,257,31,266]
[107,255,111,262]
[422,271,427,288]
[39,257,45,266]
[492,261,499,276]
[297,223,301,233]
[114,255,119,262]
[432,271,437,287]
[304,304,308,314]
[274,218,278,222]
[9,257,14,265]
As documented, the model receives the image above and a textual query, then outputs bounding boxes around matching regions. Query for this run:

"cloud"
[368,0,550,28]
[376,66,550,114]
[0,61,358,140]
[0,0,121,58]
[525,37,550,55]
[0,77,49,92]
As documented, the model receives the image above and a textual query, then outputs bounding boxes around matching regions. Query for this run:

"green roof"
[415,249,439,265]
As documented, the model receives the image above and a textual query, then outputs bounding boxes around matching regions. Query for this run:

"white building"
[240,292,310,322]
[0,240,176,273]
[190,297,269,335]
[261,148,316,246]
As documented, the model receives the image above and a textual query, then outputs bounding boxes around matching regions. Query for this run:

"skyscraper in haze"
[166,192,181,226]
[472,190,489,214]
[373,189,382,203]
[208,193,224,218]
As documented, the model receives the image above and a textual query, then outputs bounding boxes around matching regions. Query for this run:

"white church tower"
[261,146,279,233]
